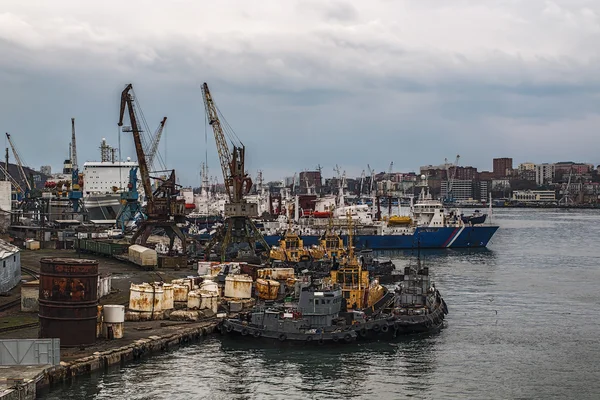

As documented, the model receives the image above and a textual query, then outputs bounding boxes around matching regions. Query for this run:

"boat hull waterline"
[263,226,499,250]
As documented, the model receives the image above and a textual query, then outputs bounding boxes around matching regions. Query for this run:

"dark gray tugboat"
[343,260,448,339]
[221,283,357,344]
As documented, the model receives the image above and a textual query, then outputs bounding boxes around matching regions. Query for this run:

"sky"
[0,0,599,186]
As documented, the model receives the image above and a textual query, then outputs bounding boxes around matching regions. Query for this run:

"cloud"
[0,0,599,183]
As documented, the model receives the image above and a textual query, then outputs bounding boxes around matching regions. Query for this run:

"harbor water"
[39,209,600,399]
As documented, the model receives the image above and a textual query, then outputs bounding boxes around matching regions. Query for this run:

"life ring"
[278,334,287,342]
[306,336,313,342]
[332,335,339,343]
[344,334,353,343]
[359,328,368,338]
[226,324,233,333]
[253,330,261,338]
[372,323,381,332]
[241,328,249,336]
[381,324,389,333]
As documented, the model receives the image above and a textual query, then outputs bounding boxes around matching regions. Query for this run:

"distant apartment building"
[518,162,536,172]
[441,179,473,201]
[40,165,52,175]
[493,158,513,177]
[535,163,555,185]
[512,190,556,203]
[554,162,593,178]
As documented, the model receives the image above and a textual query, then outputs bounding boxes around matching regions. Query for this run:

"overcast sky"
[1,0,599,185]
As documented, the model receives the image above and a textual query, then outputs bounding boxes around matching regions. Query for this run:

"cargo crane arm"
[118,84,154,210]
[147,117,167,169]
[0,163,24,194]
[5,133,31,192]
[201,82,252,203]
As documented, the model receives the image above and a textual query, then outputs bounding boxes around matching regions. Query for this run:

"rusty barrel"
[38,258,99,347]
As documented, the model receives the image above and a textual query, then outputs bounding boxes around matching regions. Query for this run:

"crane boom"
[201,82,252,204]
[147,117,167,168]
[202,83,233,201]
[0,163,23,194]
[5,133,31,191]
[71,118,77,169]
[118,84,154,210]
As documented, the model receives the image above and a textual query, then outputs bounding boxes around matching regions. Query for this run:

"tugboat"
[221,281,357,344]
[344,255,448,338]
[357,249,396,282]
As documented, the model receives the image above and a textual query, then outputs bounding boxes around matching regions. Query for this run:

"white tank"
[197,261,212,276]
[103,305,125,323]
[200,279,219,295]
[129,283,164,312]
[199,290,219,314]
[162,284,174,310]
[224,274,252,299]
[187,290,201,309]
[172,284,189,302]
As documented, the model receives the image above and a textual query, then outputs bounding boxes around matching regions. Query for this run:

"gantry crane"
[201,82,268,261]
[118,84,186,254]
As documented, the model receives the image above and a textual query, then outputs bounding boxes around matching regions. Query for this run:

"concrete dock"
[0,249,222,400]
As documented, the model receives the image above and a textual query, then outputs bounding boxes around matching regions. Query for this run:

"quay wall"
[0,320,220,400]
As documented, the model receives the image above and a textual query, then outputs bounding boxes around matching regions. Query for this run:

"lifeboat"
[185,203,196,210]
[387,216,412,226]
[312,211,332,218]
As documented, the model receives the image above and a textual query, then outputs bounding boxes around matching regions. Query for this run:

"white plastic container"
[103,305,125,323]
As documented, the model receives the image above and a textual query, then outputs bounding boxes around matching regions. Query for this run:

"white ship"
[82,138,141,220]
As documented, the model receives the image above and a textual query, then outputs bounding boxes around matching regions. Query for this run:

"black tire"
[359,328,368,338]
[278,334,286,342]
[241,328,249,336]
[381,324,389,333]
[226,324,233,333]
[344,334,353,343]
[306,336,313,342]
[332,335,339,343]
[372,323,380,332]
[253,330,261,338]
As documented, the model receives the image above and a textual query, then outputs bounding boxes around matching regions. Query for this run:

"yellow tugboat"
[330,214,386,309]
[269,229,311,263]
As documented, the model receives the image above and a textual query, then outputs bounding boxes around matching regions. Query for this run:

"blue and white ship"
[259,177,498,250]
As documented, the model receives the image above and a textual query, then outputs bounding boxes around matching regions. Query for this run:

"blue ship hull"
[263,225,499,250]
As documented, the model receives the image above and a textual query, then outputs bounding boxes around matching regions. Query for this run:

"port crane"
[5,133,34,197]
[68,118,84,213]
[118,84,186,253]
[202,82,268,261]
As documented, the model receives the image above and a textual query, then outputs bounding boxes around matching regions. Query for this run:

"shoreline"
[0,319,220,400]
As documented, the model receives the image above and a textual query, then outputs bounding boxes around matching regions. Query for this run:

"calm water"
[39,209,600,399]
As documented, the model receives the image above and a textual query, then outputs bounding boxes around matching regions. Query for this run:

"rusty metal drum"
[38,258,99,347]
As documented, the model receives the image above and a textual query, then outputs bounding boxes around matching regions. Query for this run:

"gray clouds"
[0,0,599,183]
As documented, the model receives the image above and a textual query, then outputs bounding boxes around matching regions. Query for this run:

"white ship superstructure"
[82,138,141,220]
